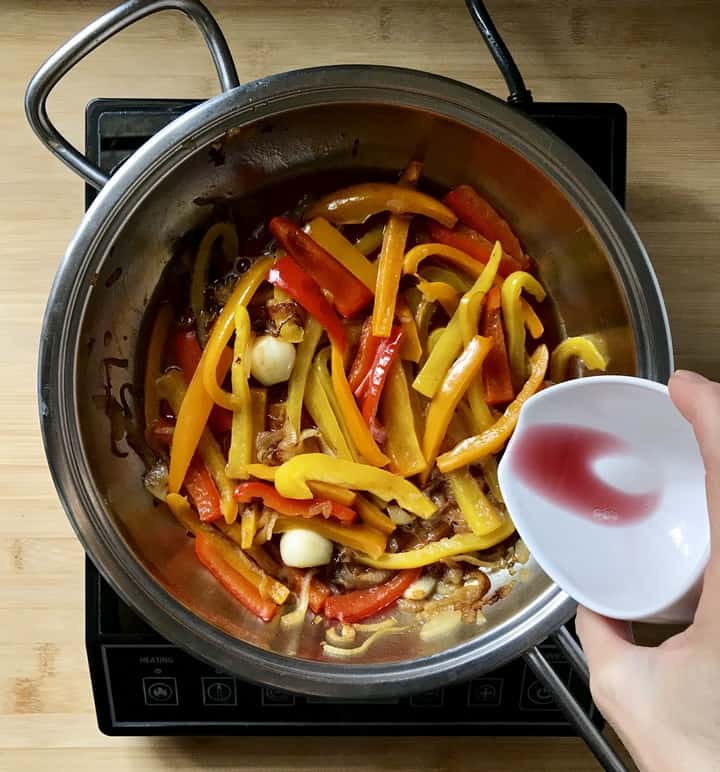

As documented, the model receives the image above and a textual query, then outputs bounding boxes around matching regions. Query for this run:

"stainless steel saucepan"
[27,1,670,766]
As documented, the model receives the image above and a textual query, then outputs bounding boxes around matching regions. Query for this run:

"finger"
[668,371,720,596]
[575,605,634,671]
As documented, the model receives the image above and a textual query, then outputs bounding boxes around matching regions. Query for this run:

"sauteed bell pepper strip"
[501,271,546,389]
[172,329,234,434]
[195,533,279,622]
[324,569,421,623]
[305,183,458,228]
[550,336,608,382]
[184,457,223,523]
[361,326,404,427]
[143,303,173,440]
[250,388,267,462]
[448,469,504,536]
[354,495,396,535]
[371,162,422,337]
[481,286,515,405]
[226,305,253,479]
[304,367,356,460]
[348,318,382,394]
[412,243,501,399]
[270,217,373,317]
[420,264,473,293]
[158,371,238,522]
[521,298,544,339]
[354,225,385,256]
[272,516,387,561]
[355,523,516,569]
[380,361,426,478]
[313,347,360,459]
[165,493,289,605]
[421,335,493,481]
[190,222,238,338]
[274,454,436,519]
[200,257,273,413]
[457,400,503,503]
[415,279,460,316]
[403,242,488,279]
[234,481,357,523]
[286,315,323,440]
[239,505,258,549]
[270,286,305,343]
[330,345,390,467]
[437,344,549,473]
[305,217,378,290]
[413,297,435,357]
[394,297,422,362]
[268,256,347,354]
[244,464,357,506]
[427,221,525,277]
[444,185,525,262]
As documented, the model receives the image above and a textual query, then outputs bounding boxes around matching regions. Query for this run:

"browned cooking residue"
[104,266,123,288]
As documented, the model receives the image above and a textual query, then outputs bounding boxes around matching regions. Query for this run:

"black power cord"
[465,0,533,107]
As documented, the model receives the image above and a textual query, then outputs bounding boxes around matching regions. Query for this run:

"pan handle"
[24,0,239,190]
[523,644,628,772]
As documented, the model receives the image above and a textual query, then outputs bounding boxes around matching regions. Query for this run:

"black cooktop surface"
[84,97,625,735]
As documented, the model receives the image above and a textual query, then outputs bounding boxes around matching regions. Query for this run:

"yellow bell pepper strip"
[239,505,258,549]
[355,495,396,535]
[395,297,422,363]
[413,297,435,357]
[305,183,458,228]
[330,345,390,467]
[458,400,501,501]
[226,305,253,480]
[143,303,173,440]
[274,454,436,519]
[419,264,473,293]
[380,360,426,477]
[403,242,487,279]
[250,387,267,463]
[437,344,549,473]
[269,286,304,343]
[304,367,356,461]
[421,336,493,481]
[286,315,323,440]
[190,223,238,340]
[166,493,289,605]
[415,279,459,316]
[355,521,517,568]
[305,217,378,290]
[157,370,238,522]
[550,336,609,382]
[313,347,360,459]
[501,270,546,390]
[426,327,445,355]
[244,463,357,506]
[521,298,544,339]
[201,256,273,412]
[354,225,385,256]
[448,468,504,536]
[272,516,387,560]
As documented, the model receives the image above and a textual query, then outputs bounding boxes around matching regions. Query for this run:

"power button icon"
[202,677,237,706]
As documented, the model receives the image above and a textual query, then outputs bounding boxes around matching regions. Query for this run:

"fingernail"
[672,369,708,384]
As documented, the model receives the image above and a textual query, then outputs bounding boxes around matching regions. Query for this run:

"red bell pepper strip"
[348,317,383,395]
[324,568,421,623]
[234,481,357,523]
[444,185,525,262]
[184,457,223,523]
[481,286,515,405]
[195,534,279,622]
[173,329,233,434]
[270,217,373,317]
[286,568,332,614]
[148,417,175,445]
[268,256,348,354]
[427,221,526,277]
[360,326,404,426]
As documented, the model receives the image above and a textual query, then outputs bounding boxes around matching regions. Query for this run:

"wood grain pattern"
[2,0,717,769]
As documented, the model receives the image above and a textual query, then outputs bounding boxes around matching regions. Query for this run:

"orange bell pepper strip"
[421,336,493,481]
[372,162,423,337]
[305,217,377,291]
[305,183,457,228]
[380,360,426,478]
[324,569,421,622]
[354,495,396,535]
[360,326,404,428]
[437,344,549,472]
[143,304,173,441]
[444,185,525,262]
[427,221,526,277]
[395,297,422,363]
[348,317,382,395]
[330,345,390,467]
[481,286,515,405]
[184,457,223,523]
[234,480,357,523]
[270,217,373,317]
[244,464,357,506]
[195,533,279,622]
[272,516,388,561]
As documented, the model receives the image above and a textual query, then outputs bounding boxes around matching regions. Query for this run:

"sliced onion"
[387,504,414,525]
[321,622,407,658]
[419,609,463,642]
[280,569,314,630]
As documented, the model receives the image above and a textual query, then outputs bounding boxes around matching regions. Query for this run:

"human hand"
[576,370,720,772]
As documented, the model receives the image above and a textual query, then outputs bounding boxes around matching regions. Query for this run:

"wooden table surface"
[2,0,718,769]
